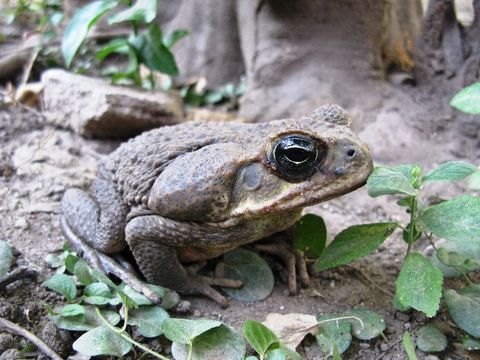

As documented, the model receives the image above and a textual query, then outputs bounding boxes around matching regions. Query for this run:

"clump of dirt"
[0,81,478,360]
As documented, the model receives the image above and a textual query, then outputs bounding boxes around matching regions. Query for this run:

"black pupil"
[347,149,356,157]
[284,146,312,163]
[272,135,320,180]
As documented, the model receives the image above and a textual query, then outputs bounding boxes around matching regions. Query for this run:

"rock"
[38,319,73,359]
[0,334,16,353]
[41,69,184,138]
[186,108,246,123]
[0,348,20,360]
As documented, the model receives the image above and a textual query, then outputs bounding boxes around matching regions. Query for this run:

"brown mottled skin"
[61,105,373,306]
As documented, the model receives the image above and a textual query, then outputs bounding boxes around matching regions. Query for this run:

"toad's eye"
[270,135,323,181]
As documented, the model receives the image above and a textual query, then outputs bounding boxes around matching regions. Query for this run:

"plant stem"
[187,342,193,360]
[95,307,170,360]
[406,197,417,257]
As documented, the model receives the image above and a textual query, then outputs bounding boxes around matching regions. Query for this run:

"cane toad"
[61,105,373,305]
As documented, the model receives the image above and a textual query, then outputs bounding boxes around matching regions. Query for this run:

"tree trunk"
[165,0,244,88]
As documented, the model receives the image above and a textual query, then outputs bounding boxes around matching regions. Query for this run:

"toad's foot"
[61,216,162,303]
[255,240,310,295]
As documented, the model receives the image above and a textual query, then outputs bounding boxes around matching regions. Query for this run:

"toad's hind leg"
[61,178,127,254]
[126,215,240,307]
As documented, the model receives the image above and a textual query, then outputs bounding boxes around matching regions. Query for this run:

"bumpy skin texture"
[61,105,373,305]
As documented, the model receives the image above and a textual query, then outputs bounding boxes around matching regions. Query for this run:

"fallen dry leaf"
[263,313,319,350]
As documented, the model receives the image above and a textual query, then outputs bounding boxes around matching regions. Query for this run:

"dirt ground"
[1,72,480,359]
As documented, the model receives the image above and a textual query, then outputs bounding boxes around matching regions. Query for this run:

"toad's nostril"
[334,166,345,175]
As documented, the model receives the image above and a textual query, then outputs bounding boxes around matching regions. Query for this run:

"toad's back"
[99,121,272,207]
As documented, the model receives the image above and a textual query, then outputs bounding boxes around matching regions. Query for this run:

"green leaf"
[415,325,447,352]
[126,305,169,337]
[293,214,327,257]
[45,253,65,269]
[430,241,480,277]
[422,161,478,183]
[393,293,411,312]
[266,349,287,360]
[109,0,157,24]
[444,288,480,337]
[418,195,480,243]
[315,314,352,356]
[396,253,443,317]
[367,166,418,197]
[43,274,77,302]
[84,282,112,305]
[96,38,129,60]
[61,0,118,67]
[469,170,480,190]
[163,29,189,48]
[450,82,480,114]
[171,325,246,360]
[59,304,85,318]
[243,320,280,359]
[130,24,179,75]
[73,326,132,357]
[315,223,398,271]
[162,318,222,345]
[277,344,301,360]
[65,254,79,273]
[462,336,480,351]
[0,240,13,276]
[73,260,94,286]
[402,331,419,360]
[342,308,385,340]
[119,283,165,306]
[219,248,274,302]
[91,269,118,289]
[51,305,120,331]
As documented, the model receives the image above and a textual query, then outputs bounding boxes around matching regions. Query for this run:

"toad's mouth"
[230,172,370,219]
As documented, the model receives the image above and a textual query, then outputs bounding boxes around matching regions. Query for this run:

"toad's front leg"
[126,215,241,307]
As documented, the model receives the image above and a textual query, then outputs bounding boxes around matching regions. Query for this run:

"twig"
[0,317,62,360]
[20,49,39,87]
[0,266,38,291]
[347,265,394,298]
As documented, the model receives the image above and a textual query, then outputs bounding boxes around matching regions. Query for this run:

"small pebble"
[380,343,389,352]
[193,309,201,317]
[14,217,29,230]
[424,356,440,360]
[404,322,412,330]
[279,305,285,311]
[359,343,370,349]
[173,300,191,314]
[282,289,290,296]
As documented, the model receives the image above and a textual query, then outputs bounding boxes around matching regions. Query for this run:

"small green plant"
[61,0,187,87]
[293,160,480,356]
[41,243,386,359]
[180,78,246,107]
[1,0,65,71]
